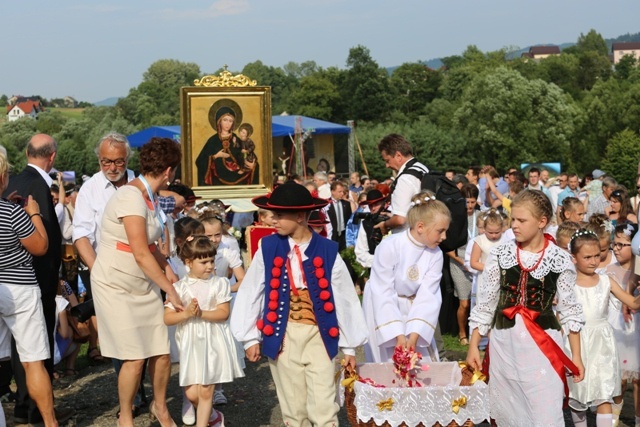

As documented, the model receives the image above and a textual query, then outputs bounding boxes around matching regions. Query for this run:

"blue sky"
[1,0,639,103]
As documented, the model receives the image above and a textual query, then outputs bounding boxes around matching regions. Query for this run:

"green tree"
[615,54,638,80]
[116,59,201,127]
[389,63,442,118]
[0,119,38,170]
[453,67,579,171]
[287,73,340,120]
[242,61,295,114]
[341,45,391,121]
[537,54,582,100]
[602,129,640,190]
[354,120,474,180]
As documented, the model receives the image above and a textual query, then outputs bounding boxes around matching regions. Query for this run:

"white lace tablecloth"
[349,362,489,426]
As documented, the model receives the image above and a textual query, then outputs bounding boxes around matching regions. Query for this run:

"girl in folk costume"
[566,229,640,427]
[230,181,367,427]
[466,190,585,427]
[164,236,244,427]
[363,191,450,362]
[606,223,640,426]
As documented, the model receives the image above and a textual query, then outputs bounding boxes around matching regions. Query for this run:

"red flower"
[315,268,325,278]
[266,312,277,323]
[269,290,279,301]
[318,278,329,289]
[273,257,284,267]
[268,301,278,311]
[272,267,281,278]
[320,290,331,301]
[329,327,339,338]
[324,302,334,312]
[263,325,274,336]
[256,319,264,331]
[270,278,280,289]
[313,257,323,268]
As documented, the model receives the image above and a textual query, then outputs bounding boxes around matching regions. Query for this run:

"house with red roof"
[612,42,640,64]
[6,99,44,122]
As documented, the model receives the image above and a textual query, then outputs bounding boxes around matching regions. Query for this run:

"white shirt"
[317,183,331,199]
[390,159,426,234]
[72,169,135,250]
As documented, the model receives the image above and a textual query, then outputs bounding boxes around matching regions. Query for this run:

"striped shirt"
[0,199,38,286]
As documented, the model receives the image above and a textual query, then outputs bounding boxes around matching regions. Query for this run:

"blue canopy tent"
[128,126,181,148]
[271,116,350,137]
[128,116,350,147]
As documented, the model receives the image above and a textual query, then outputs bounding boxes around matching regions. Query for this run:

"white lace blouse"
[469,241,584,336]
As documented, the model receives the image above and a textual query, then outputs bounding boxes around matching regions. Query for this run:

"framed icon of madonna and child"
[180,73,272,199]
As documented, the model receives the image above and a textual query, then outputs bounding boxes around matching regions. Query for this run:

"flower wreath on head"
[568,229,598,251]
[602,220,614,233]
[409,195,436,208]
[623,223,635,237]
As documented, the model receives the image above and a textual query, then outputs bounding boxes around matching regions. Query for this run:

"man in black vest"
[376,133,428,235]
[3,133,73,425]
[326,181,352,251]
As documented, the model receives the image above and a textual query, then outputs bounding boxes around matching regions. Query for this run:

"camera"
[353,211,388,250]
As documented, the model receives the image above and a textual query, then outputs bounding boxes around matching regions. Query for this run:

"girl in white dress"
[199,214,246,406]
[567,229,640,427]
[587,214,617,273]
[164,236,244,427]
[606,222,640,426]
[469,209,510,294]
[363,191,450,363]
[467,190,585,427]
[168,217,205,426]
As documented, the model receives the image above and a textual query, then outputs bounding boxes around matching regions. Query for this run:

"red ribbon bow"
[502,305,579,408]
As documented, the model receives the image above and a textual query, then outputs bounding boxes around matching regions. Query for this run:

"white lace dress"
[606,263,640,381]
[566,274,621,410]
[468,242,584,427]
[168,275,245,386]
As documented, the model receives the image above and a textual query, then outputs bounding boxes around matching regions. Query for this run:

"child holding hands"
[164,236,244,427]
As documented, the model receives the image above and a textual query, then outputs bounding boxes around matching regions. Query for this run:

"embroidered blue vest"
[259,232,340,360]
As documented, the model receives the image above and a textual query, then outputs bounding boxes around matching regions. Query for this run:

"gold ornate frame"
[180,70,272,199]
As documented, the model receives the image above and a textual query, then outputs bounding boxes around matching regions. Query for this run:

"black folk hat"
[308,210,330,226]
[359,187,389,206]
[252,181,329,211]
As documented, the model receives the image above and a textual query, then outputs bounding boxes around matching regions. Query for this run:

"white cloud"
[151,0,250,20]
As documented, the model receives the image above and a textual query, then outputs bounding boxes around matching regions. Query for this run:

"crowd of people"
[0,130,640,427]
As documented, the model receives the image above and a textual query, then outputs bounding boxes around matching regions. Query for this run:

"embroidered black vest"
[492,264,561,331]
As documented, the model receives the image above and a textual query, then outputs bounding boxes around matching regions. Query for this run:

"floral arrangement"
[392,346,427,387]
[227,226,242,240]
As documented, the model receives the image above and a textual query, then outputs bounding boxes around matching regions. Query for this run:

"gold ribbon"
[451,396,467,414]
[341,376,357,392]
[458,361,487,384]
[377,398,394,411]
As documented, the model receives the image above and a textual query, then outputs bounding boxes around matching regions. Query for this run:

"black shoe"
[27,407,75,426]
[55,407,75,424]
[14,415,29,424]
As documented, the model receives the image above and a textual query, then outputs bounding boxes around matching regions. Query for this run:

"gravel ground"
[2,349,637,426]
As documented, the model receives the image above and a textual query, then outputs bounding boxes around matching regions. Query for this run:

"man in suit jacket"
[326,181,352,251]
[3,134,70,425]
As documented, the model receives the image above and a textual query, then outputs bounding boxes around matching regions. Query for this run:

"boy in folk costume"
[231,181,368,427]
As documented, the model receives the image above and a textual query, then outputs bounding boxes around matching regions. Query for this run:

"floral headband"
[569,229,598,251]
[602,220,614,233]
[623,223,635,237]
[409,195,436,208]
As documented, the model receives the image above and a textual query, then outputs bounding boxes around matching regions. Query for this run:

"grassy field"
[47,107,86,119]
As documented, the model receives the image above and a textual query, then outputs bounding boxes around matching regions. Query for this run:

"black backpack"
[392,159,468,253]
